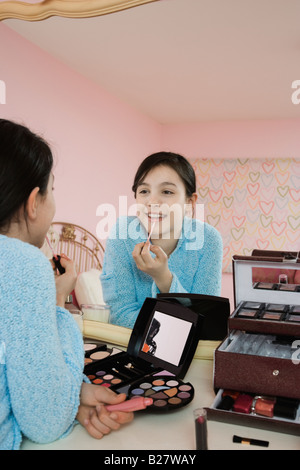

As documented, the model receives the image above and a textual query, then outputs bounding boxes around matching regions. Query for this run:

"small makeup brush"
[146,220,156,243]
[45,235,65,274]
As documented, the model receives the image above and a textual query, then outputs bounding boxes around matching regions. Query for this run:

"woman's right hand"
[77,383,134,439]
[132,241,173,293]
[53,254,78,307]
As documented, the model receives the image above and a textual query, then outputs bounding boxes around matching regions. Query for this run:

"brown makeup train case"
[208,252,300,435]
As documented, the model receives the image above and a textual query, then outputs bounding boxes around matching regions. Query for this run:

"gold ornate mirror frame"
[0,0,159,21]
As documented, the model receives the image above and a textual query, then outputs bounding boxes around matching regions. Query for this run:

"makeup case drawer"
[214,333,300,399]
[207,389,300,436]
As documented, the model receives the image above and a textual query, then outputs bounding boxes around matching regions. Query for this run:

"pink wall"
[0,23,162,236]
[162,119,300,159]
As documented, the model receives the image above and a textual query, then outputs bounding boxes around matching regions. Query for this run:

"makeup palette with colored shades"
[128,375,194,412]
[84,298,204,412]
[233,301,300,326]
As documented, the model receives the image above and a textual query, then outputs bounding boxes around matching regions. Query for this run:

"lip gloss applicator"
[45,235,65,274]
[106,397,153,412]
[146,220,156,244]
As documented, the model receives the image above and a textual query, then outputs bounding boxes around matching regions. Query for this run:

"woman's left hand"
[132,241,173,292]
[52,254,78,307]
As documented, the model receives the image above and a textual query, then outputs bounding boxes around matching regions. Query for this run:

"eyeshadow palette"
[254,282,300,292]
[84,349,154,390]
[86,371,123,387]
[233,301,298,324]
[84,297,203,412]
[127,374,194,412]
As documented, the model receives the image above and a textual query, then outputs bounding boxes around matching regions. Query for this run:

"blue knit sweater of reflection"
[0,235,84,450]
[101,216,223,329]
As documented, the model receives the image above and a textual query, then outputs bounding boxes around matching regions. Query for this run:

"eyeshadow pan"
[90,351,110,360]
[179,384,192,392]
[154,400,167,407]
[152,379,165,386]
[256,282,275,290]
[154,370,175,376]
[164,387,177,397]
[236,309,258,318]
[288,314,300,323]
[261,311,282,321]
[110,347,123,356]
[153,386,168,391]
[140,382,152,389]
[111,378,122,385]
[278,284,297,292]
[93,378,103,384]
[84,343,98,351]
[151,392,169,399]
[178,391,190,399]
[291,306,300,314]
[266,303,287,312]
[168,397,181,405]
[131,388,144,395]
[166,380,178,387]
[103,374,114,380]
[243,301,262,309]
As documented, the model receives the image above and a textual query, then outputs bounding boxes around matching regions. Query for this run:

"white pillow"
[75,269,104,306]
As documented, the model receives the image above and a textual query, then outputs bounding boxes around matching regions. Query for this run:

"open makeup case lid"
[84,297,203,413]
[127,297,203,378]
[157,293,230,340]
[230,253,300,336]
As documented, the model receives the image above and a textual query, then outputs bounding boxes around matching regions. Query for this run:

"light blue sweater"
[101,216,223,329]
[0,235,84,450]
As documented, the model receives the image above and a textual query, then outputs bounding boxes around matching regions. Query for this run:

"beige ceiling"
[4,0,300,123]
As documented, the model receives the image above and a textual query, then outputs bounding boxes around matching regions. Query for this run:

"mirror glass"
[252,267,300,292]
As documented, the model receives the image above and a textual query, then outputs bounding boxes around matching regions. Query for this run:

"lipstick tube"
[45,235,65,274]
[274,397,299,420]
[233,393,253,414]
[194,408,208,450]
[252,396,276,417]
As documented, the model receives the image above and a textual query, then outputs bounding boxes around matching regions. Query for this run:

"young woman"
[101,151,223,329]
[0,119,133,450]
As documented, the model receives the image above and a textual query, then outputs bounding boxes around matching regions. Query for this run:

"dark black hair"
[132,151,196,197]
[0,119,53,231]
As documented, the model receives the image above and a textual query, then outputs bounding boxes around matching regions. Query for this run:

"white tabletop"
[21,358,300,450]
